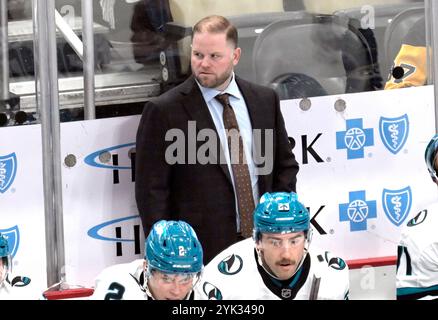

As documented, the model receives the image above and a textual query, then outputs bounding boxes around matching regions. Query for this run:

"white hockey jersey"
[91,259,198,300]
[195,238,349,300]
[397,204,438,300]
[91,259,149,300]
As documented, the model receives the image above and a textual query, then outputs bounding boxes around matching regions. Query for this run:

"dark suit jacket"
[135,75,299,263]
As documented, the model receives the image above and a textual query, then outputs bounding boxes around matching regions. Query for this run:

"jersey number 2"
[104,282,125,300]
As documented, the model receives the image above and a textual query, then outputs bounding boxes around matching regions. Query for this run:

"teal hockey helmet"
[425,134,438,182]
[145,220,203,274]
[253,192,310,240]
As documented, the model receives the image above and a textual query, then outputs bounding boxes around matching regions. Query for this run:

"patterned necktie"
[215,93,255,238]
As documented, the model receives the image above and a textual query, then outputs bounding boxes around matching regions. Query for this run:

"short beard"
[195,69,233,90]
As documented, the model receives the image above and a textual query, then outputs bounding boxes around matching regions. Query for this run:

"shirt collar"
[196,72,241,103]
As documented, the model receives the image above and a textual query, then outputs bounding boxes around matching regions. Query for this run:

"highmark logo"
[336,119,374,159]
[0,226,20,258]
[0,153,17,194]
[88,215,142,257]
[339,191,377,231]
[382,186,412,227]
[379,114,409,155]
[84,143,135,184]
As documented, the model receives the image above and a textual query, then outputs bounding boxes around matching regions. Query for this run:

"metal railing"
[32,0,97,287]
[33,0,66,288]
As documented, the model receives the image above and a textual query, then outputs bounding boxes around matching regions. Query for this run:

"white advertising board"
[0,124,47,292]
[1,85,436,289]
[60,116,143,287]
[281,85,436,260]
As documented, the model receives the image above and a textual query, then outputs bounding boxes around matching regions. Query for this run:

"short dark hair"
[192,15,238,48]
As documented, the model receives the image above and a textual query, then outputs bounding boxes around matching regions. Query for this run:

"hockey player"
[91,220,203,300]
[196,192,349,300]
[396,134,438,300]
[0,233,37,299]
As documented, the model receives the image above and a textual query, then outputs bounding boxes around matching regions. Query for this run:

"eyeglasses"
[264,235,306,249]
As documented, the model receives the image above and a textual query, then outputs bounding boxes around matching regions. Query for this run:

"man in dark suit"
[135,15,299,263]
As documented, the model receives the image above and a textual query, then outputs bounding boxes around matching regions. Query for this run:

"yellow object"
[384,44,427,89]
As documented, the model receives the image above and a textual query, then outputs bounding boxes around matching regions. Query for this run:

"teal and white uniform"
[196,238,349,300]
[397,205,438,300]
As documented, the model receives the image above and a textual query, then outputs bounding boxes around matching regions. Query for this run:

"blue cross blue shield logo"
[336,119,374,159]
[0,226,20,258]
[0,153,17,194]
[379,114,409,155]
[339,191,377,231]
[382,187,412,226]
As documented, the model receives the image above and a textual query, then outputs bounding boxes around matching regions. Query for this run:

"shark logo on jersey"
[10,276,31,287]
[325,252,346,270]
[0,226,20,258]
[203,282,223,300]
[379,115,409,155]
[218,254,243,275]
[382,187,412,227]
[0,153,17,193]
[281,288,292,299]
[407,209,428,227]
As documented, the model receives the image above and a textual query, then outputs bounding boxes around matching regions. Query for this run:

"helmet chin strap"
[143,265,156,300]
[143,279,156,300]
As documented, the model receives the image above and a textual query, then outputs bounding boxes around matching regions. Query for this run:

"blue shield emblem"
[0,153,17,193]
[382,187,412,226]
[379,115,409,154]
[0,226,20,258]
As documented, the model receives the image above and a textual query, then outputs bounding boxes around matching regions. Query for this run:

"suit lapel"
[236,77,266,131]
[180,77,233,185]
